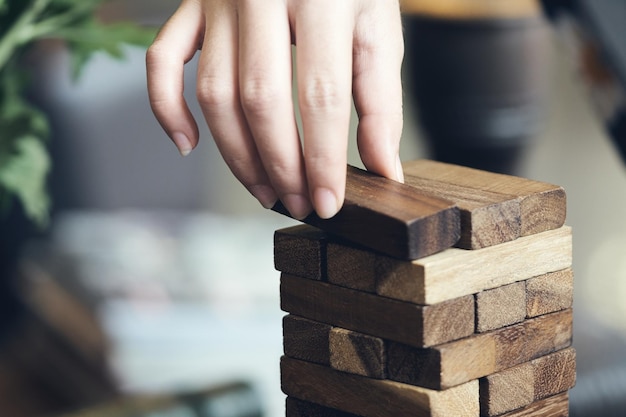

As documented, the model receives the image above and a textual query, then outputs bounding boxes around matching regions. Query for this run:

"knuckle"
[240,78,282,116]
[300,78,345,112]
[196,74,234,109]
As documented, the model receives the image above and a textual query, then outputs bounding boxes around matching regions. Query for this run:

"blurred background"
[1,0,625,416]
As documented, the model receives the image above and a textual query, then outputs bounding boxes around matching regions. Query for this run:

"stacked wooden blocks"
[274,160,575,417]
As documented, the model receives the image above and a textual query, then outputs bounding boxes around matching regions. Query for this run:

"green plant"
[0,0,155,227]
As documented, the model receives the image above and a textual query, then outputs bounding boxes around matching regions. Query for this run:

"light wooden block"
[476,282,527,332]
[498,393,569,417]
[326,226,571,305]
[330,328,386,379]
[480,347,576,416]
[281,356,480,417]
[286,397,360,417]
[283,315,332,366]
[275,225,328,281]
[281,273,475,348]
[402,160,566,240]
[273,165,461,260]
[526,269,574,318]
[386,309,573,390]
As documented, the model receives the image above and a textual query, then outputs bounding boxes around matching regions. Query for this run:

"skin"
[146,0,405,219]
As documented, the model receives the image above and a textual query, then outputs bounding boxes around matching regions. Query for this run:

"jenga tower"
[274,160,574,417]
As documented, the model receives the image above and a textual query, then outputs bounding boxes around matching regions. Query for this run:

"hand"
[146,0,405,219]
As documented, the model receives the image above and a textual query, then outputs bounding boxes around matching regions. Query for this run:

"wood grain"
[273,165,461,260]
[283,315,332,366]
[281,356,480,417]
[328,226,571,305]
[498,393,569,417]
[326,241,378,293]
[286,397,360,417]
[476,282,526,332]
[330,328,386,379]
[386,309,573,390]
[402,160,566,240]
[403,171,521,249]
[480,347,576,416]
[274,225,328,281]
[281,273,475,348]
[526,269,574,318]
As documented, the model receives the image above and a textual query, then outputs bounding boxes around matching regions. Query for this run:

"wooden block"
[526,269,574,318]
[326,242,378,293]
[386,309,573,390]
[283,315,332,366]
[348,226,570,305]
[402,160,566,239]
[274,225,328,280]
[476,282,526,332]
[273,165,461,260]
[382,227,572,305]
[330,328,386,379]
[403,169,521,249]
[532,347,576,401]
[480,348,576,416]
[286,397,360,417]
[480,361,535,416]
[498,393,569,417]
[281,356,480,417]
[281,273,475,348]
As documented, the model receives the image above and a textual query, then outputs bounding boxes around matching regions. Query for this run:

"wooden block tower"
[273,160,574,417]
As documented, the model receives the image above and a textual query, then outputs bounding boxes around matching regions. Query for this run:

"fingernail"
[313,187,340,219]
[283,193,313,220]
[396,155,405,183]
[250,185,278,209]
[172,132,193,156]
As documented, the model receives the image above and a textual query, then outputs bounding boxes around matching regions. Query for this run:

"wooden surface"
[401,0,541,19]
[498,393,569,417]
[403,160,566,245]
[275,225,328,281]
[480,348,576,416]
[281,356,480,417]
[283,315,332,366]
[386,309,573,389]
[526,269,574,318]
[403,169,521,250]
[475,282,526,333]
[273,165,461,260]
[286,397,360,417]
[281,273,475,348]
[377,226,572,305]
[329,328,386,379]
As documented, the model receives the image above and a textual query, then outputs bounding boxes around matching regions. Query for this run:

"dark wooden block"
[330,328,386,379]
[280,273,475,348]
[386,309,573,390]
[402,160,566,247]
[286,397,360,417]
[283,315,332,366]
[273,165,461,260]
[281,356,479,417]
[274,225,328,280]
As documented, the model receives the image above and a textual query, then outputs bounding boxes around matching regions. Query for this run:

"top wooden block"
[402,160,567,249]
[273,165,461,260]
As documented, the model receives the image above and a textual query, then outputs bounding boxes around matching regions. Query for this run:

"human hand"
[146,0,405,219]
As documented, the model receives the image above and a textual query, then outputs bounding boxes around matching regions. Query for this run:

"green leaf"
[0,135,51,228]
